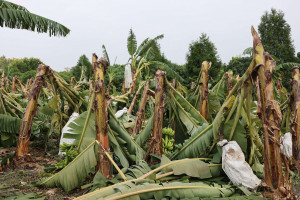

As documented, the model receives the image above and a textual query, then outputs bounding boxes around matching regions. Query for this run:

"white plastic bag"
[218,139,261,190]
[280,132,292,160]
[124,64,132,89]
[115,107,128,118]
[58,112,79,156]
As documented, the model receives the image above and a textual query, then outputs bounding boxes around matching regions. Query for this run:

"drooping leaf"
[41,141,99,192]
[0,0,70,36]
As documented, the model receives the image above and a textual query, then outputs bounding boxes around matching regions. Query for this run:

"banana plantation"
[1,26,300,200]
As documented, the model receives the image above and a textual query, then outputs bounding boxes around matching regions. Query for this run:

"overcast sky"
[1,0,299,71]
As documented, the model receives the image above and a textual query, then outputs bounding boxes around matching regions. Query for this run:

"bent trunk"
[92,54,111,178]
[15,64,49,157]
[199,61,210,119]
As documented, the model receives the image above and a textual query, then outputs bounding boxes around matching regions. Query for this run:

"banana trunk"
[15,64,49,157]
[92,54,111,178]
[199,61,210,119]
[132,80,150,135]
[148,69,165,159]
[252,26,290,198]
[291,66,300,164]
[1,72,5,90]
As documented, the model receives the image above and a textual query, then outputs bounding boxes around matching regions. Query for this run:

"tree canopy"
[258,8,296,63]
[185,33,223,84]
[0,0,70,36]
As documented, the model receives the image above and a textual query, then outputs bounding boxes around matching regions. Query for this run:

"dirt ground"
[1,146,300,199]
[0,146,88,200]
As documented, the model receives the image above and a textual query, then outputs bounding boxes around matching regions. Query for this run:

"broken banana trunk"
[226,71,233,94]
[1,72,5,90]
[132,80,150,135]
[291,66,300,166]
[92,54,111,179]
[148,69,165,160]
[199,61,210,119]
[251,26,292,198]
[15,64,49,157]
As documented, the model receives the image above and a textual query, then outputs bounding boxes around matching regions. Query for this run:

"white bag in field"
[280,132,292,160]
[58,112,79,156]
[218,139,261,190]
[124,63,132,89]
[115,107,128,118]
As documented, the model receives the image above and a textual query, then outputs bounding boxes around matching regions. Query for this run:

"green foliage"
[226,56,252,76]
[19,70,36,82]
[185,33,223,84]
[258,8,296,62]
[57,71,72,83]
[0,0,70,36]
[70,54,92,81]
[4,57,41,80]
[127,28,137,56]
[55,143,79,170]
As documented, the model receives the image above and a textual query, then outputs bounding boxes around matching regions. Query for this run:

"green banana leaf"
[170,123,213,160]
[41,140,99,192]
[108,107,145,162]
[76,181,235,200]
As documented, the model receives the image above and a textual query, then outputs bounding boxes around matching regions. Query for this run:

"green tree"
[19,70,36,82]
[0,0,70,36]
[258,8,296,62]
[226,56,252,76]
[4,57,41,81]
[71,55,92,81]
[185,33,223,84]
[57,71,72,83]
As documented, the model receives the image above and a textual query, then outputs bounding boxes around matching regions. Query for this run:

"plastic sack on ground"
[218,139,261,190]
[115,107,128,118]
[124,63,132,89]
[280,132,292,160]
[58,112,79,156]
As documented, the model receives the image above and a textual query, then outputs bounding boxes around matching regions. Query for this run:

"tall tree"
[185,33,222,84]
[0,0,70,36]
[258,8,296,63]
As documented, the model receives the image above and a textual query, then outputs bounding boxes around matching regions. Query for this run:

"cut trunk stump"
[251,26,292,198]
[291,66,300,168]
[92,54,111,179]
[147,69,165,161]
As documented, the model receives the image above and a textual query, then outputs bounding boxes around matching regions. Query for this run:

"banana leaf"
[170,123,213,160]
[108,107,145,162]
[41,140,99,192]
[75,181,235,200]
